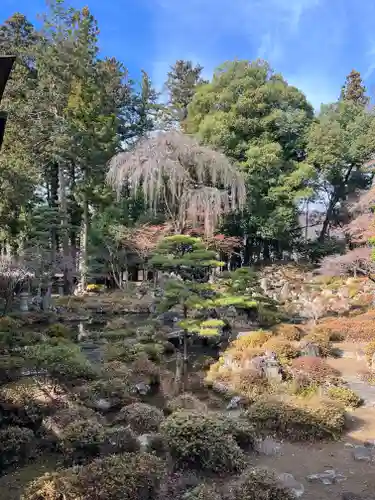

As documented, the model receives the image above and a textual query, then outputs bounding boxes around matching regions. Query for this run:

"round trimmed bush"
[0,355,25,382]
[45,323,75,340]
[75,378,137,410]
[0,426,35,470]
[246,397,345,441]
[160,411,246,472]
[166,393,208,414]
[130,355,160,386]
[43,406,104,438]
[262,338,299,364]
[21,470,78,500]
[233,331,272,350]
[291,356,341,384]
[22,453,165,500]
[101,426,139,454]
[302,332,335,357]
[76,452,166,500]
[226,467,295,500]
[327,386,362,408]
[184,484,223,500]
[114,403,164,433]
[60,419,105,459]
[274,324,302,341]
[365,340,375,366]
[26,343,97,382]
[215,413,255,450]
[0,316,21,332]
[0,380,53,429]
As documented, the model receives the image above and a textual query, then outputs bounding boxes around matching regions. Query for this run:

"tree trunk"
[49,163,59,262]
[79,191,89,291]
[58,164,71,294]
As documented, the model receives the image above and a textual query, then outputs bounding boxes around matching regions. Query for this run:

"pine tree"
[165,60,208,123]
[340,69,369,107]
[150,235,259,362]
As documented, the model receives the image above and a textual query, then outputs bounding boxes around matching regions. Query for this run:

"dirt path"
[251,343,375,499]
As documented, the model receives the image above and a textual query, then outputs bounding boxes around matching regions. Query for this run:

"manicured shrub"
[75,378,136,410]
[21,470,78,500]
[45,323,75,340]
[75,453,166,500]
[302,332,334,357]
[101,426,139,455]
[22,453,165,500]
[166,393,208,414]
[224,346,265,365]
[0,316,21,332]
[225,467,295,500]
[206,367,270,402]
[26,343,97,382]
[262,338,299,364]
[43,406,104,438]
[0,426,35,470]
[358,369,375,385]
[0,330,42,352]
[184,484,223,500]
[130,355,160,386]
[60,419,105,459]
[274,323,302,341]
[215,413,255,450]
[101,361,131,378]
[0,355,24,382]
[291,356,341,384]
[314,313,375,342]
[232,331,272,350]
[0,380,53,429]
[246,397,345,441]
[114,403,164,433]
[312,323,345,342]
[160,411,246,472]
[365,340,375,366]
[327,386,362,408]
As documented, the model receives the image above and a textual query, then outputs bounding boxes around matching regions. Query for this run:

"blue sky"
[1,0,375,109]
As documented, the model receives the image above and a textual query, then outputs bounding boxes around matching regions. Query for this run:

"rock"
[307,470,346,485]
[300,342,320,358]
[260,278,268,294]
[212,382,230,395]
[344,442,354,448]
[226,305,237,318]
[157,311,183,326]
[138,433,151,452]
[352,445,374,462]
[277,473,304,498]
[255,437,282,456]
[279,283,290,301]
[226,396,242,410]
[364,439,375,448]
[93,398,111,411]
[134,382,151,396]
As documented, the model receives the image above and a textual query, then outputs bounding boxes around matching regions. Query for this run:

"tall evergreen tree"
[340,69,369,107]
[165,60,207,123]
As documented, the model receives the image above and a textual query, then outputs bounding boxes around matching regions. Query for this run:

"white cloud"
[150,0,322,75]
[147,0,332,106]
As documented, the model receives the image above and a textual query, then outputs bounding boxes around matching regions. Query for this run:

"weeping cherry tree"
[106,130,246,235]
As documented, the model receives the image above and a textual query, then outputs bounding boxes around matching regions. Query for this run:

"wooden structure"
[0,55,16,151]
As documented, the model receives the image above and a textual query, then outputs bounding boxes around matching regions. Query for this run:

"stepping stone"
[352,446,373,463]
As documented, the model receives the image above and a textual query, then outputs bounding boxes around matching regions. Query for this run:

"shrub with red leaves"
[291,356,340,384]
